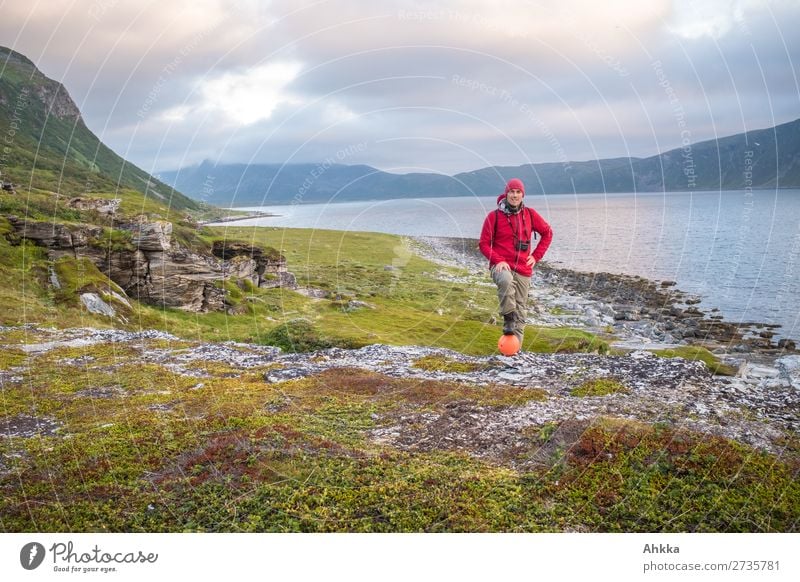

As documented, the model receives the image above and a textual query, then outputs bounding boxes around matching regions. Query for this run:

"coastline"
[200,211,280,225]
[410,236,797,367]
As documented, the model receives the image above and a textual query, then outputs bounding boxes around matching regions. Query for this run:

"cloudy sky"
[2,0,798,175]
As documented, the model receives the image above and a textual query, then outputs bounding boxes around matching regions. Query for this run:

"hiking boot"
[502,313,515,335]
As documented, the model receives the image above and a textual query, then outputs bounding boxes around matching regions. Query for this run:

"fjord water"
[227,189,800,340]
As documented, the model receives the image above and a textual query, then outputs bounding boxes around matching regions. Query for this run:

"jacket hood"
[497,198,524,215]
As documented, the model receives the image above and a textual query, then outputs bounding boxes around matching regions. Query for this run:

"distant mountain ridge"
[161,118,800,206]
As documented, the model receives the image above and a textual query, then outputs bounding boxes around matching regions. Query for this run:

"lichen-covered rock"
[223,255,258,285]
[0,414,61,439]
[67,197,121,217]
[259,270,297,289]
[80,292,116,318]
[142,249,225,311]
[123,219,173,251]
[5,216,100,248]
[212,240,295,289]
[777,355,800,389]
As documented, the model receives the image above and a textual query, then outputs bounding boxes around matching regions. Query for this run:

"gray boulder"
[80,293,116,318]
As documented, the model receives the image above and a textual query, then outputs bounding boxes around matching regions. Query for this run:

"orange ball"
[498,333,520,356]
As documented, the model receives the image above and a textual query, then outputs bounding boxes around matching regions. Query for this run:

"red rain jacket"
[479,196,553,277]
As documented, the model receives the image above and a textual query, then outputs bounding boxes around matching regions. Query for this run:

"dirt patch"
[525,418,596,466]
[0,370,25,387]
[74,384,127,399]
[371,401,526,468]
[0,414,60,438]
[372,405,601,471]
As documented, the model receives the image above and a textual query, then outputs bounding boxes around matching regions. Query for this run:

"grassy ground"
[0,338,796,532]
[3,223,790,532]
[0,222,608,356]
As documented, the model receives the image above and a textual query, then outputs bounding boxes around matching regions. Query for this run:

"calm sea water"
[220,190,800,340]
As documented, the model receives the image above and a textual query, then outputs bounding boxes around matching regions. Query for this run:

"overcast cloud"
[1,0,798,174]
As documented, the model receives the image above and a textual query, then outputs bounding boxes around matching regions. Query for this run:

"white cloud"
[159,104,193,122]
[323,102,358,124]
[666,0,762,39]
[198,61,304,125]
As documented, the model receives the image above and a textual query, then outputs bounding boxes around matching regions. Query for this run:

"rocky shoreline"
[410,235,800,430]
[411,236,796,361]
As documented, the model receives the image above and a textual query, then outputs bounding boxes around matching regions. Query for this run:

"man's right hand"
[494,261,510,272]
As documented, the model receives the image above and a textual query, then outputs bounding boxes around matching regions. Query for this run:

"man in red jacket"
[479,178,553,344]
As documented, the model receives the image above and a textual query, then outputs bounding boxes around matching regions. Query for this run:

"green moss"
[0,216,12,237]
[523,327,609,355]
[570,378,629,397]
[256,318,362,352]
[530,417,800,532]
[0,233,56,325]
[87,228,134,252]
[220,279,243,306]
[652,346,737,376]
[52,256,125,304]
[0,347,27,369]
[285,367,547,410]
[536,422,558,443]
[412,354,485,373]
[240,279,257,293]
[45,342,139,363]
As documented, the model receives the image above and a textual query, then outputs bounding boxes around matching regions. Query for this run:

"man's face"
[506,188,523,206]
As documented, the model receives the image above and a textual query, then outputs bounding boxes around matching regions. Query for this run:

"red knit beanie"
[504,178,525,197]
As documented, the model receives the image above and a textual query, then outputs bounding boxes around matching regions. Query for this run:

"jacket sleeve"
[479,212,504,265]
[529,208,553,262]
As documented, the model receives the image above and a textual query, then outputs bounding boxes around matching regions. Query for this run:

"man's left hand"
[526,256,537,267]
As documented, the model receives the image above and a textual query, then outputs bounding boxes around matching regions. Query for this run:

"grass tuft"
[652,346,737,376]
[570,378,629,397]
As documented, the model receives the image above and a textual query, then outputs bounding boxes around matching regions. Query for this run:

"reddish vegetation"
[155,424,360,489]
[306,367,536,407]
[566,421,748,476]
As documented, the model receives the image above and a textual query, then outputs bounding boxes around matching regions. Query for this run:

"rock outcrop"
[212,240,297,289]
[80,292,119,319]
[4,216,297,312]
[118,218,173,251]
[67,197,121,217]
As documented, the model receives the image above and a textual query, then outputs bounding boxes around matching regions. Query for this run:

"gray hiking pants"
[491,267,531,342]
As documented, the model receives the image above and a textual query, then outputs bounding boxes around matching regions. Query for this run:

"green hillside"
[0,46,200,220]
